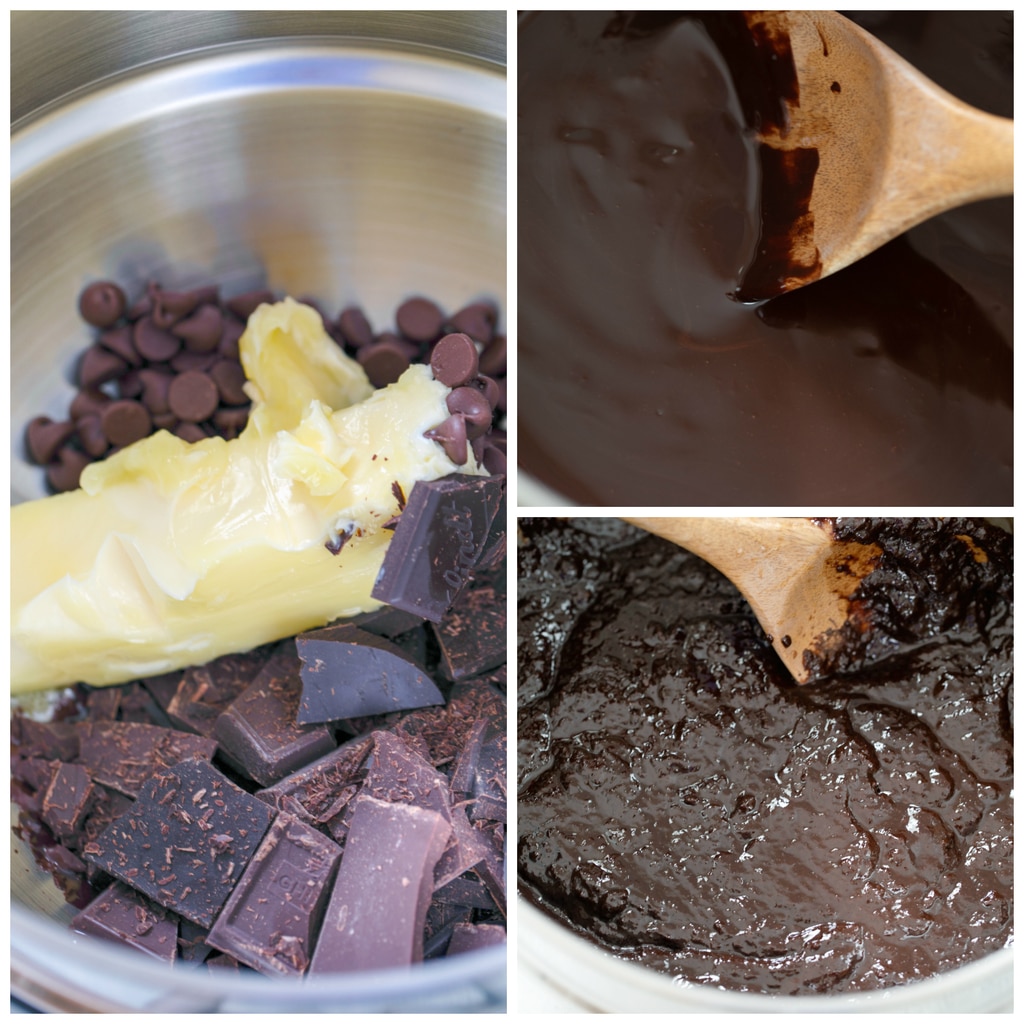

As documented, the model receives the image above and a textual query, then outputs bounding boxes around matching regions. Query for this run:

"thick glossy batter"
[518,12,1013,504]
[517,519,1012,995]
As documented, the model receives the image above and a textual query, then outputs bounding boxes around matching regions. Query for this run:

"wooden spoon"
[623,517,882,685]
[736,10,1013,301]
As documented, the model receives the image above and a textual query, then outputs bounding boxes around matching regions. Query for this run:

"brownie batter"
[518,12,1013,504]
[517,519,1012,995]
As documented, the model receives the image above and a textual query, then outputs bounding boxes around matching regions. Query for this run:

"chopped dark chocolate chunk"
[295,625,443,724]
[424,902,474,959]
[178,920,216,963]
[256,734,374,825]
[41,762,96,840]
[72,881,179,962]
[371,474,505,622]
[446,923,506,955]
[75,720,217,797]
[206,813,342,977]
[13,716,79,762]
[393,672,506,767]
[432,584,505,682]
[308,796,451,974]
[83,758,275,928]
[434,805,490,890]
[12,756,56,795]
[167,647,271,736]
[433,872,498,912]
[347,730,452,825]
[450,718,506,824]
[214,641,336,786]
[85,686,122,721]
[347,605,426,638]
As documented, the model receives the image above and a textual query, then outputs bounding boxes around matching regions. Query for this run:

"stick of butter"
[12,298,484,693]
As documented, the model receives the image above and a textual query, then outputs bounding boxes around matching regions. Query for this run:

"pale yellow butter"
[11,298,483,693]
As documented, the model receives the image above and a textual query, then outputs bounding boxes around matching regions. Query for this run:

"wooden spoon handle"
[623,517,830,608]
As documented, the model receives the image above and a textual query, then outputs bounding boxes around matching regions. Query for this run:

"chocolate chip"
[175,422,209,443]
[134,316,182,362]
[78,345,128,388]
[70,388,110,422]
[212,406,249,439]
[481,443,507,476]
[170,349,218,374]
[151,288,200,330]
[78,282,127,329]
[226,289,274,321]
[137,369,173,415]
[470,374,502,413]
[25,417,76,465]
[126,292,153,321]
[152,412,178,431]
[169,371,220,423]
[425,413,468,465]
[101,400,153,447]
[76,415,110,457]
[446,386,492,439]
[117,369,144,399]
[478,333,506,377]
[396,297,445,343]
[357,339,411,388]
[430,333,480,388]
[218,318,245,360]
[337,306,374,349]
[98,325,141,367]
[46,445,91,492]
[209,359,249,406]
[173,304,224,353]
[447,302,498,344]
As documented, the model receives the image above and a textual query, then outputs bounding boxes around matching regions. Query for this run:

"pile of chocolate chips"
[12,475,507,977]
[24,280,507,493]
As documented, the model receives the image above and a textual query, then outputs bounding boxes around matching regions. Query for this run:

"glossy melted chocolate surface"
[518,12,1013,504]
[517,519,1012,995]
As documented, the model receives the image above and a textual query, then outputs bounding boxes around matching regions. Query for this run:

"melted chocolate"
[517,519,1012,995]
[518,12,1013,504]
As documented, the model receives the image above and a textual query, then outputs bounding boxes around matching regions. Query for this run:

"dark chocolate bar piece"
[41,762,96,841]
[432,584,506,682]
[446,923,506,955]
[167,647,271,735]
[214,641,336,786]
[75,720,217,797]
[360,730,452,820]
[393,674,506,767]
[206,813,342,977]
[72,881,179,961]
[256,734,374,824]
[13,716,79,761]
[451,718,507,823]
[83,758,275,928]
[476,483,507,570]
[371,474,505,622]
[309,795,451,974]
[348,605,426,638]
[295,625,443,724]
[424,902,474,959]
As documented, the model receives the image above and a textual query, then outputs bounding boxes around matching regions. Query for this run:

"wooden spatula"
[623,517,882,684]
[736,10,1013,300]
